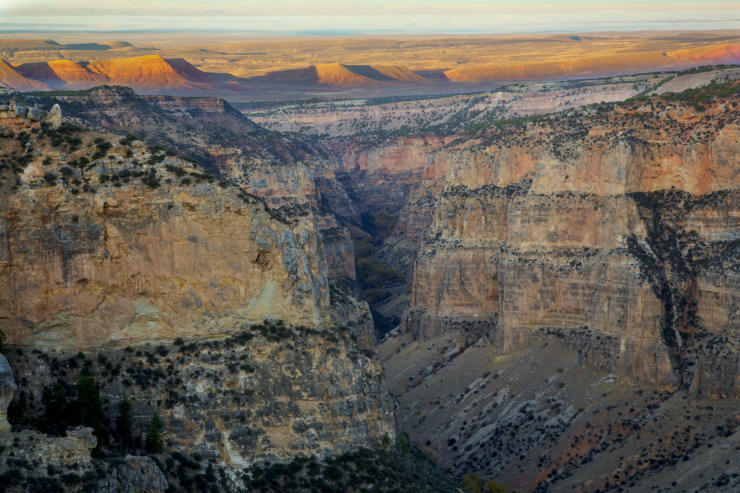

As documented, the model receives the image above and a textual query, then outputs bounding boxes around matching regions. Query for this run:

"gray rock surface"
[27,107,43,121]
[97,456,168,493]
[0,354,17,433]
[13,104,27,118]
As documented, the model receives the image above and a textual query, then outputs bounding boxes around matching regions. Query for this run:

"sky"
[1,1,738,34]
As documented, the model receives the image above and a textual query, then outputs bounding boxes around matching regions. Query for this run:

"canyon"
[0,60,738,492]
[247,68,740,491]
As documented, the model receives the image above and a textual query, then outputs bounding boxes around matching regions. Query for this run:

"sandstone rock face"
[43,86,358,282]
[0,120,396,477]
[405,99,740,392]
[243,160,319,209]
[0,354,17,433]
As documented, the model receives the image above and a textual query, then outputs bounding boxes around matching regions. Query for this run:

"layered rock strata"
[405,95,740,392]
[0,177,330,349]
[0,118,395,470]
[27,86,358,282]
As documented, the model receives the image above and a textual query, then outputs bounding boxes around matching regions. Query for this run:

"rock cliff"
[0,114,396,483]
[0,132,330,349]
[404,89,740,394]
[8,321,395,470]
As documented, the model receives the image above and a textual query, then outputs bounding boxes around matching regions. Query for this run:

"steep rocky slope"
[0,124,330,349]
[18,86,360,283]
[0,110,402,490]
[381,332,740,492]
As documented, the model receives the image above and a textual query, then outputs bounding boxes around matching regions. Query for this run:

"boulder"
[13,104,27,118]
[45,103,62,128]
[28,107,43,121]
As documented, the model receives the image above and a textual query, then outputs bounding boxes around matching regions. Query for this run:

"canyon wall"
[26,86,359,282]
[0,116,396,472]
[405,97,740,392]
[0,179,330,350]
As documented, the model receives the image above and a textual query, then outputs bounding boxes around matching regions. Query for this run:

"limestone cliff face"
[0,119,333,349]
[0,115,397,478]
[0,182,330,350]
[324,136,453,280]
[331,136,451,215]
[697,248,740,338]
[13,86,360,283]
[405,97,740,392]
[235,159,358,281]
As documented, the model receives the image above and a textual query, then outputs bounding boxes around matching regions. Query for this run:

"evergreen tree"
[40,382,70,435]
[75,369,105,428]
[7,390,28,425]
[145,412,164,453]
[73,367,107,456]
[116,396,133,452]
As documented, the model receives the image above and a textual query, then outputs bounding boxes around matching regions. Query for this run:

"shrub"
[43,172,58,185]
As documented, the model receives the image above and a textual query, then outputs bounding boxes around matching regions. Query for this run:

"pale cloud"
[3,1,738,16]
[1,1,738,33]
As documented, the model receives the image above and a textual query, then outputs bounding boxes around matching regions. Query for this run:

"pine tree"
[40,382,70,435]
[7,390,28,425]
[145,412,164,453]
[116,396,133,452]
[75,369,105,427]
[74,367,107,456]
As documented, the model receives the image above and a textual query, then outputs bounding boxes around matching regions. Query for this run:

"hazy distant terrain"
[0,31,739,100]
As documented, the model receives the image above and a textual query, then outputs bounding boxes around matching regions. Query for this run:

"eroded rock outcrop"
[0,425,168,492]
